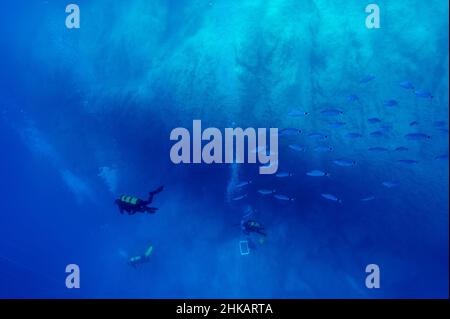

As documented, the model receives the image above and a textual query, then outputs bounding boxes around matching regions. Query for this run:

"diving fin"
[150,185,164,195]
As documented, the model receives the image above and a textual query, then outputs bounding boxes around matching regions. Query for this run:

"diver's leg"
[144,185,164,204]
[136,208,147,214]
[151,185,164,195]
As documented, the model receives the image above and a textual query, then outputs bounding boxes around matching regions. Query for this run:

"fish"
[276,172,293,178]
[321,193,342,203]
[288,144,307,152]
[379,124,392,132]
[232,194,247,201]
[370,131,384,137]
[333,159,356,167]
[308,132,328,139]
[306,170,329,177]
[279,128,302,136]
[361,196,375,201]
[396,159,419,164]
[434,120,447,127]
[399,81,414,90]
[395,146,409,152]
[329,121,346,128]
[273,194,294,201]
[409,121,419,126]
[382,181,399,188]
[405,133,431,140]
[258,189,276,195]
[359,74,376,84]
[368,147,389,152]
[383,100,398,107]
[313,145,333,152]
[347,94,360,102]
[347,132,362,138]
[288,110,309,117]
[435,154,449,160]
[438,128,449,134]
[320,109,344,116]
[368,117,381,124]
[414,89,433,99]
[235,180,252,188]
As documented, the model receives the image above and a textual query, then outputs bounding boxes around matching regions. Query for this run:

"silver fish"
[308,132,328,139]
[306,170,329,177]
[382,181,399,188]
[434,120,447,127]
[414,89,433,99]
[361,196,375,201]
[399,81,414,90]
[405,133,431,140]
[321,109,344,116]
[258,189,275,195]
[329,121,346,128]
[435,154,449,160]
[368,117,381,124]
[289,144,306,152]
[232,194,247,201]
[396,159,419,164]
[313,145,333,153]
[276,172,293,178]
[235,180,252,188]
[347,132,362,138]
[383,100,398,107]
[274,194,294,201]
[359,74,376,84]
[333,159,356,167]
[370,131,384,137]
[288,110,309,117]
[347,94,360,102]
[321,193,342,202]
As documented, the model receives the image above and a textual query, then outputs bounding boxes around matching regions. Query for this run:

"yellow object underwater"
[130,256,142,263]
[121,195,139,205]
[144,245,153,258]
[128,245,154,267]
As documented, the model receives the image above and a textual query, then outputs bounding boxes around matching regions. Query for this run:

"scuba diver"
[128,245,153,268]
[241,219,267,237]
[115,186,164,215]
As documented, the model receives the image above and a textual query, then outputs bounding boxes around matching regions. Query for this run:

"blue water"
[0,0,448,298]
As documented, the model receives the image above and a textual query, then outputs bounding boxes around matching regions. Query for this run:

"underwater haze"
[0,0,448,298]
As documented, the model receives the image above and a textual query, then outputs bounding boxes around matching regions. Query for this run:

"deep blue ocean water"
[0,0,448,298]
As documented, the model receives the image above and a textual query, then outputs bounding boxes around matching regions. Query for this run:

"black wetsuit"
[242,220,267,236]
[115,186,164,215]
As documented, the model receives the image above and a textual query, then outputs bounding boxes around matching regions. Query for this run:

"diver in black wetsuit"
[128,245,154,268]
[115,186,164,215]
[241,220,267,237]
